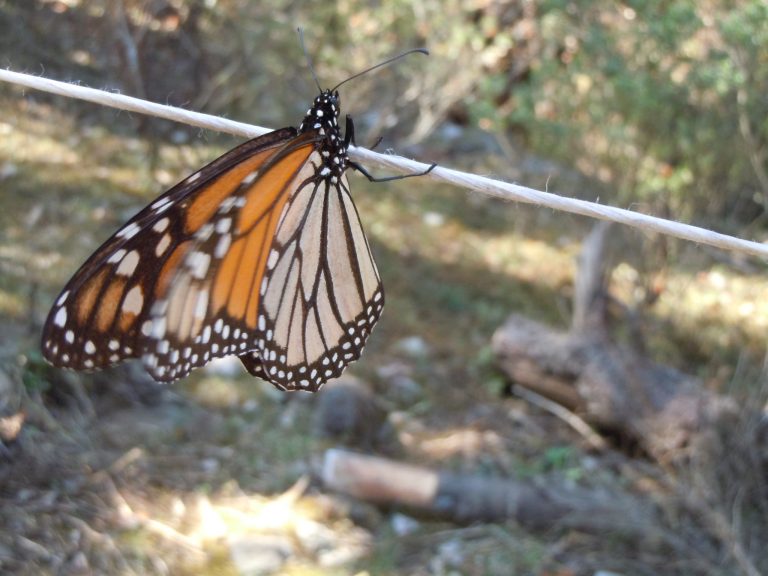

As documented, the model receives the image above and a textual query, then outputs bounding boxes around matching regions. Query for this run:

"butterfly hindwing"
[239,171,384,391]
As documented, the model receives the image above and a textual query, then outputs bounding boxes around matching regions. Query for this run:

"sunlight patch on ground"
[114,479,371,575]
[660,268,768,356]
[409,426,505,462]
[609,257,768,366]
[360,184,577,291]
[0,119,80,166]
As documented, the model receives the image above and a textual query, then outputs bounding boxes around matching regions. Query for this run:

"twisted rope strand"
[2,68,766,259]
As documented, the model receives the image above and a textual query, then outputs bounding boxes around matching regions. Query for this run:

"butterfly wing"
[41,127,305,374]
[238,171,384,391]
[44,90,386,391]
[141,134,320,381]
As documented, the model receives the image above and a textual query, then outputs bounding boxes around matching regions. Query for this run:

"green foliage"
[21,348,51,395]
[514,444,586,482]
[3,0,764,227]
[476,0,768,224]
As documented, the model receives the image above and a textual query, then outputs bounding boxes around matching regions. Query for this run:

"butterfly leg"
[343,115,384,152]
[369,136,385,151]
[350,160,435,183]
[345,116,436,182]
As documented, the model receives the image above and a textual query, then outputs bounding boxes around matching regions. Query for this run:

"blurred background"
[1,1,767,575]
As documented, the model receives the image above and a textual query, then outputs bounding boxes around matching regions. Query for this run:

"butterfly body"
[42,89,384,392]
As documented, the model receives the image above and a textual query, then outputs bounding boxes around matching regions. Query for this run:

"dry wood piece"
[320,449,655,536]
[493,223,737,461]
[322,449,439,508]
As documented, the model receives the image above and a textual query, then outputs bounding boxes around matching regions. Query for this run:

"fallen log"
[493,223,737,461]
[320,449,656,537]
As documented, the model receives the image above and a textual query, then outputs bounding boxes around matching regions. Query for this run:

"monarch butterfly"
[40,45,433,392]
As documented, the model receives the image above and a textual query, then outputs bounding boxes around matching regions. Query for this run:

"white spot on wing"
[56,290,69,306]
[116,250,140,276]
[267,249,279,270]
[214,234,231,259]
[156,201,173,214]
[194,290,209,319]
[220,197,237,212]
[156,233,171,256]
[117,222,141,239]
[152,317,167,339]
[108,249,126,264]
[216,218,232,234]
[153,218,170,232]
[54,307,67,327]
[191,251,211,279]
[198,223,214,241]
[152,197,171,210]
[122,285,144,315]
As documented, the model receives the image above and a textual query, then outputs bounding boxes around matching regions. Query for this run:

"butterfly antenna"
[332,48,429,91]
[297,28,323,93]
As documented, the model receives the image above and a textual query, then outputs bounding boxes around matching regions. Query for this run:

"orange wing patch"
[213,235,246,315]
[244,216,274,328]
[208,143,316,328]
[185,148,277,234]
[238,145,315,233]
[96,278,127,332]
[230,217,267,326]
[76,268,109,326]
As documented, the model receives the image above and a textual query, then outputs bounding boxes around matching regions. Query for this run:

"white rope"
[2,68,767,260]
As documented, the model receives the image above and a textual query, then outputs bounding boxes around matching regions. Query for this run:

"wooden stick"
[320,449,654,535]
[321,448,438,507]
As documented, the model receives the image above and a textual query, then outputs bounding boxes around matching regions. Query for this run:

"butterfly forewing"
[41,128,299,372]
[142,135,320,381]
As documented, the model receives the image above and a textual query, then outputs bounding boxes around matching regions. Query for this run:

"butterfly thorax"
[299,89,348,178]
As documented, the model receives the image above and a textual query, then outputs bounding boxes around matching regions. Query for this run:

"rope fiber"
[2,68,766,260]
